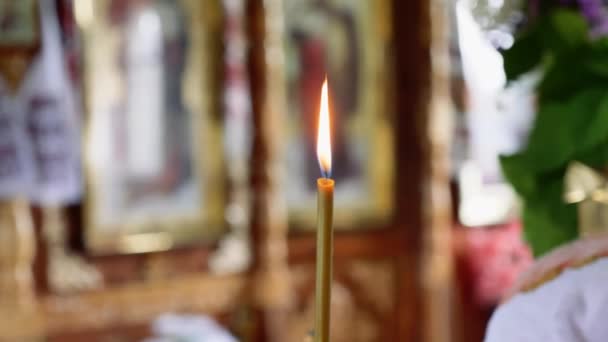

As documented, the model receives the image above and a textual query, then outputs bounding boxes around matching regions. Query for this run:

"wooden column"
[422,1,453,341]
[247,0,292,340]
[0,199,36,311]
[0,199,43,340]
[393,0,453,341]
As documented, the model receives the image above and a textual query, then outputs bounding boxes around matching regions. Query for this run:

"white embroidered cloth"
[485,258,608,342]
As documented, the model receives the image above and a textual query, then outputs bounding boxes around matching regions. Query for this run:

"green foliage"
[500,10,608,256]
[502,10,589,82]
[502,24,544,81]
[521,174,577,257]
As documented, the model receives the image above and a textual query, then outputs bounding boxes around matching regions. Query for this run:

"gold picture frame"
[77,0,225,254]
[281,0,394,230]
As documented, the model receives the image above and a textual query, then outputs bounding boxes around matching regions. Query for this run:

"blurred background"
[0,0,604,341]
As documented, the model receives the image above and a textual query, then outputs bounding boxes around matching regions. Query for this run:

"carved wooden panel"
[0,274,246,340]
[286,259,397,342]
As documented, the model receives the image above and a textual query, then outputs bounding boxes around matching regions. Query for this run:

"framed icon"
[282,0,394,230]
[78,0,225,254]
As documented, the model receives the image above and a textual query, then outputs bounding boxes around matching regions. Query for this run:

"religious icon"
[283,0,394,230]
[108,0,194,213]
[79,0,225,254]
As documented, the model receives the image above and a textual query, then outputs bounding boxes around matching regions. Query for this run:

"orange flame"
[316,78,331,177]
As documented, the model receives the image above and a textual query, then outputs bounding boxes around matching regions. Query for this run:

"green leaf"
[583,46,608,77]
[501,10,589,83]
[577,143,608,168]
[499,9,608,256]
[501,90,607,180]
[500,154,538,197]
[579,94,608,151]
[500,91,608,256]
[522,202,578,257]
[539,48,608,101]
[544,9,588,52]
[511,102,577,173]
[521,174,578,257]
[529,91,604,166]
[502,24,544,82]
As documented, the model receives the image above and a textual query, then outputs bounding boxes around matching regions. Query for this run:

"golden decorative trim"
[421,0,453,342]
[522,255,605,294]
[506,235,608,300]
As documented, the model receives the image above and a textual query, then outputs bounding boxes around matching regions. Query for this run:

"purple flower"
[578,0,608,37]
[591,16,608,36]
[525,0,608,37]
[578,0,606,23]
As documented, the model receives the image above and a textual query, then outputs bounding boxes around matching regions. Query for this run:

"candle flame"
[317,78,331,178]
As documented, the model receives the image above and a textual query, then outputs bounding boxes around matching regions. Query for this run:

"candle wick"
[321,169,331,179]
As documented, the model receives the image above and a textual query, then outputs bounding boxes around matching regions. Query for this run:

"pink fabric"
[458,221,533,305]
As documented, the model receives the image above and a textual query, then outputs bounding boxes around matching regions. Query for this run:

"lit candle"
[314,78,334,342]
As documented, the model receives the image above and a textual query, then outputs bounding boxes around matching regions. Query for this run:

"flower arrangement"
[500,0,608,256]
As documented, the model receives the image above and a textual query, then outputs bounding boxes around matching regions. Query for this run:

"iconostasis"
[0,0,453,341]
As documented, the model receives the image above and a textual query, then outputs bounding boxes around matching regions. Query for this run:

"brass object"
[0,199,36,313]
[76,0,226,254]
[564,161,608,237]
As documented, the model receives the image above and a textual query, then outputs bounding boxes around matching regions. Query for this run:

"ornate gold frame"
[281,0,395,230]
[77,0,226,255]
